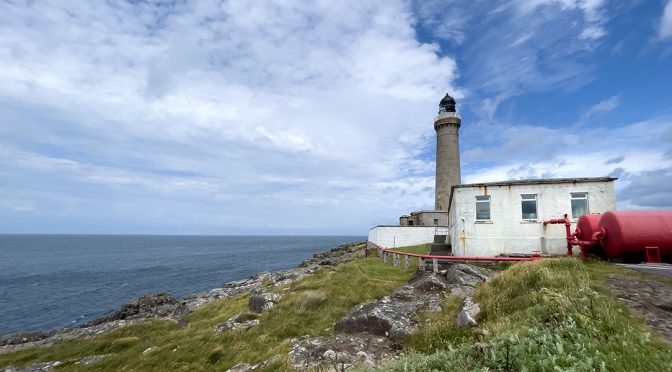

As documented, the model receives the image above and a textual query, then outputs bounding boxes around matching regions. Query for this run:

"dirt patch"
[607,275,672,342]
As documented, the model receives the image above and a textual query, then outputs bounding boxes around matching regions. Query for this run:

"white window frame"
[521,194,538,221]
[475,195,491,221]
[570,192,589,219]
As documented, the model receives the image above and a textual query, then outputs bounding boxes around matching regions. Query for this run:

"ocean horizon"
[0,234,365,336]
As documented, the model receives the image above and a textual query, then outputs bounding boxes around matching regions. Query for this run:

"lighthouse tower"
[434,93,461,210]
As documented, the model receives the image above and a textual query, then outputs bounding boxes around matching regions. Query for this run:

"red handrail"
[367,241,541,262]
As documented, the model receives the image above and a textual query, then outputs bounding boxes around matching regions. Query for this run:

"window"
[475,195,491,220]
[433,219,439,226]
[571,192,589,219]
[521,194,537,220]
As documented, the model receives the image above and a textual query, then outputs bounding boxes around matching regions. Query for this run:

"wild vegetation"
[2,244,671,371]
[389,258,672,371]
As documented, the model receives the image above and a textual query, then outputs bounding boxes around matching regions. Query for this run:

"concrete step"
[429,243,452,256]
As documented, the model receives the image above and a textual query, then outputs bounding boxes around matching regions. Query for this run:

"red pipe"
[367,241,541,262]
[576,228,605,251]
[543,215,574,256]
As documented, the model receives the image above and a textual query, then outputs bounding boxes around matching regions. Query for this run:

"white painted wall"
[368,226,449,248]
[449,181,616,256]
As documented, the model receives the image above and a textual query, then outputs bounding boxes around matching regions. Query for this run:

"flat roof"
[410,210,447,214]
[453,177,617,189]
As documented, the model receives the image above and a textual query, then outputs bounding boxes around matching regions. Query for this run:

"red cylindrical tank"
[599,211,672,261]
[575,214,602,242]
[575,214,603,255]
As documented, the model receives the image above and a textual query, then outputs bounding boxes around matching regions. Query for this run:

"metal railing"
[367,241,541,273]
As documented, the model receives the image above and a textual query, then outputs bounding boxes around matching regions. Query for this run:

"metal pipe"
[543,215,574,256]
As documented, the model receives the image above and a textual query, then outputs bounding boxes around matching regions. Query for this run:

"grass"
[0,244,418,371]
[4,246,671,371]
[385,258,672,371]
[387,243,431,255]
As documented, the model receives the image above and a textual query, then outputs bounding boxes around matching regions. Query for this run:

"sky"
[1,0,671,235]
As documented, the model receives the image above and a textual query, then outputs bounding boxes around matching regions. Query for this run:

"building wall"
[449,181,616,256]
[368,226,449,249]
[411,211,448,226]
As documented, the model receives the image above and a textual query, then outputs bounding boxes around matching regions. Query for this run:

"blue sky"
[1,0,671,235]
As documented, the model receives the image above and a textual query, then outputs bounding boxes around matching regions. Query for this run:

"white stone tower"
[434,93,461,210]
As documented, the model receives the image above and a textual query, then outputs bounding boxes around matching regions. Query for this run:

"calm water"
[0,235,364,336]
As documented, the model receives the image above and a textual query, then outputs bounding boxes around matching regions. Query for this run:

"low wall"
[367,226,448,249]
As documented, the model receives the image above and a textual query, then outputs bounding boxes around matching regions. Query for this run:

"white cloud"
[579,94,620,122]
[412,0,610,121]
[580,25,607,40]
[461,116,672,209]
[660,0,672,39]
[0,0,458,233]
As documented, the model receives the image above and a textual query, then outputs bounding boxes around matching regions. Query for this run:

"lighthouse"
[434,93,462,211]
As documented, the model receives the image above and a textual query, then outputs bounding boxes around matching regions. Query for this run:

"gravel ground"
[607,275,672,342]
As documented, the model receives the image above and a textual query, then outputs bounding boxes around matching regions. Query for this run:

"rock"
[323,349,336,360]
[248,290,283,313]
[83,293,179,327]
[1,361,62,371]
[450,286,471,299]
[226,364,257,372]
[288,334,393,370]
[445,264,494,287]
[0,332,48,347]
[298,242,363,268]
[0,319,143,354]
[214,313,260,332]
[79,355,105,365]
[457,297,481,327]
[334,300,422,341]
[408,272,449,292]
[335,271,454,341]
[391,285,416,301]
[142,347,155,354]
[607,275,672,342]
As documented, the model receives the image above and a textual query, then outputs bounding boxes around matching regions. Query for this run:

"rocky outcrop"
[214,313,260,332]
[0,333,48,347]
[291,266,494,370]
[299,242,363,267]
[334,264,495,344]
[457,297,480,327]
[81,293,178,327]
[447,264,494,327]
[1,354,105,371]
[248,290,283,314]
[446,264,493,288]
[334,272,449,341]
[288,334,393,370]
[1,361,62,372]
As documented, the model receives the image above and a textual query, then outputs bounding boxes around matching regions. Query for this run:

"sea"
[0,235,364,336]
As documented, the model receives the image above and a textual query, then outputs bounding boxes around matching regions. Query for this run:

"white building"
[367,94,619,257]
[448,177,617,256]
